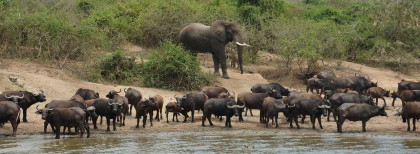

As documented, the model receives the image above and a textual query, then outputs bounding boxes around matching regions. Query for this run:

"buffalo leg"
[136,116,140,128]
[122,113,126,126]
[317,115,323,129]
[227,116,232,128]
[166,111,169,123]
[238,109,244,121]
[160,109,163,120]
[337,118,345,133]
[106,117,111,131]
[78,122,84,138]
[208,115,214,126]
[92,116,98,129]
[245,108,248,116]
[129,104,133,115]
[119,114,122,127]
[413,119,416,131]
[301,115,305,124]
[407,118,411,131]
[265,115,269,128]
[84,121,90,138]
[55,124,61,139]
[191,110,195,122]
[249,109,254,116]
[327,110,331,122]
[149,111,153,127]
[362,121,367,132]
[310,115,316,129]
[23,108,28,122]
[113,118,116,131]
[381,97,386,107]
[176,113,179,122]
[10,119,17,137]
[44,121,49,133]
[275,113,279,128]
[100,116,103,125]
[201,114,206,127]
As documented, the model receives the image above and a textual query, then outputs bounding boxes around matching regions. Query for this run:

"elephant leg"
[212,54,221,76]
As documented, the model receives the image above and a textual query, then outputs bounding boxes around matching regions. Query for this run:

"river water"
[1,130,420,153]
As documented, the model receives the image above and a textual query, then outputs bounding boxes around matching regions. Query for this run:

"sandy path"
[0,58,418,138]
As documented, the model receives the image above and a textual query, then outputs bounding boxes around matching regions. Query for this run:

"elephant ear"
[210,20,226,43]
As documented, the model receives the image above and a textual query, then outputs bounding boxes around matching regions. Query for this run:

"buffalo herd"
[1,71,420,139]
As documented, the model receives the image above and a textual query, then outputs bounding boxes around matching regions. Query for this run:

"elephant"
[178,20,250,79]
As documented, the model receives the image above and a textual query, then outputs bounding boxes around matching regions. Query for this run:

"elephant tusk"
[236,42,250,47]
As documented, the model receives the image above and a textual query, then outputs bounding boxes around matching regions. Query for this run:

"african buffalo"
[149,95,164,121]
[337,102,387,133]
[366,87,390,105]
[0,90,46,122]
[36,106,90,139]
[202,97,245,128]
[43,100,97,134]
[70,94,85,104]
[328,93,374,121]
[124,88,142,115]
[348,76,377,94]
[306,77,322,94]
[91,99,122,131]
[75,88,99,100]
[289,98,330,129]
[237,89,282,122]
[251,83,291,97]
[106,90,129,127]
[176,92,209,123]
[398,80,420,91]
[317,71,336,79]
[200,86,228,99]
[261,97,290,128]
[391,90,420,106]
[395,102,420,131]
[0,93,23,137]
[165,102,184,123]
[135,99,156,128]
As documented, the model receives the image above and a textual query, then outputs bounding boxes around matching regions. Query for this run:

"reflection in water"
[1,131,420,153]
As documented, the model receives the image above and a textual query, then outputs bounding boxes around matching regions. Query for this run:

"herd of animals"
[1,71,420,139]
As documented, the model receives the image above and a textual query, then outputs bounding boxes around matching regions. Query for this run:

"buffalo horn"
[124,88,127,93]
[236,105,245,108]
[117,89,121,93]
[36,105,40,111]
[227,104,235,109]
[49,105,55,111]
[4,93,11,99]
[288,104,295,108]
[382,101,386,109]
[17,92,24,99]
[235,42,251,47]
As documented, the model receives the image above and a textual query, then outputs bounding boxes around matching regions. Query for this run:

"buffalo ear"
[210,20,226,43]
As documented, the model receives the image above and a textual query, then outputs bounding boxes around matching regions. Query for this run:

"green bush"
[141,41,217,91]
[90,50,141,84]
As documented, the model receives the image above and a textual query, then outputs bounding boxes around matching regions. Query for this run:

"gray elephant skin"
[178,20,249,79]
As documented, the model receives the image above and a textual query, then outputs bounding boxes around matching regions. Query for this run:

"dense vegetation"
[0,0,419,89]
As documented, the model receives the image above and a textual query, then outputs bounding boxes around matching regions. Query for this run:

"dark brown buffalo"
[135,99,156,128]
[261,97,290,128]
[391,90,420,106]
[317,71,336,79]
[396,102,420,131]
[106,90,129,127]
[200,86,228,99]
[91,99,122,131]
[328,93,374,121]
[149,95,164,121]
[36,106,90,139]
[202,97,245,128]
[237,89,282,122]
[0,90,46,122]
[165,102,184,123]
[306,77,322,94]
[70,94,85,104]
[251,83,290,97]
[43,100,97,134]
[75,88,99,100]
[366,87,390,105]
[398,80,420,91]
[0,100,21,137]
[124,88,142,115]
[337,102,387,133]
[175,92,209,123]
[289,98,330,129]
[348,76,377,94]
[314,77,354,93]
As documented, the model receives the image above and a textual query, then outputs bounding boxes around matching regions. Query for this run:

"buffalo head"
[35,105,54,120]
[317,101,331,117]
[106,89,122,99]
[107,99,122,113]
[4,92,24,104]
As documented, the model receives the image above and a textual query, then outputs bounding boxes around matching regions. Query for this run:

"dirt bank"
[0,58,419,138]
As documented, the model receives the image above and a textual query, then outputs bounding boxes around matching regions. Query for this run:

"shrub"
[141,41,217,91]
[91,50,141,84]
